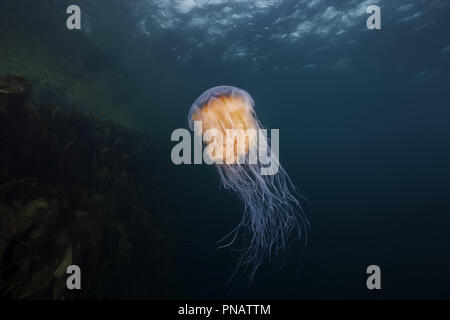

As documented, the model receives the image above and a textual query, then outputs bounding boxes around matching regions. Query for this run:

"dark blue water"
[144,1,450,299]
[2,0,449,299]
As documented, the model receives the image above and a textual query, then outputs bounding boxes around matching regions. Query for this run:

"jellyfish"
[187,86,307,284]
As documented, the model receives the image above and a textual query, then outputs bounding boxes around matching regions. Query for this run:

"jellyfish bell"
[187,85,307,284]
[188,86,255,131]
[188,86,258,164]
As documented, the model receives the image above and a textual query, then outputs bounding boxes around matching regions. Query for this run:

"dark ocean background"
[1,0,449,299]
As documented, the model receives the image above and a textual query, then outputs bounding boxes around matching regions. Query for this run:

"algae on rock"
[0,75,175,299]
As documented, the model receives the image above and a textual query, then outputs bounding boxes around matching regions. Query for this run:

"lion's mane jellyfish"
[188,86,307,283]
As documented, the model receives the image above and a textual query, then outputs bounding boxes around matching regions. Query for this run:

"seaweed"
[0,75,175,299]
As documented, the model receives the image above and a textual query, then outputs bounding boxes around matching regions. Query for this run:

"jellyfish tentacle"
[188,86,308,285]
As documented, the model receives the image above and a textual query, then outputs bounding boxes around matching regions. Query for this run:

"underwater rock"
[0,96,7,116]
[0,76,30,95]
[0,76,32,125]
[75,209,90,220]
[0,75,175,299]
[0,198,58,259]
[53,244,72,278]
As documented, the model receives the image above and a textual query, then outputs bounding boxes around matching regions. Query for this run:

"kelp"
[0,75,175,299]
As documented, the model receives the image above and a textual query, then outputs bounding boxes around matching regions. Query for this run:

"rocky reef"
[0,75,175,299]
